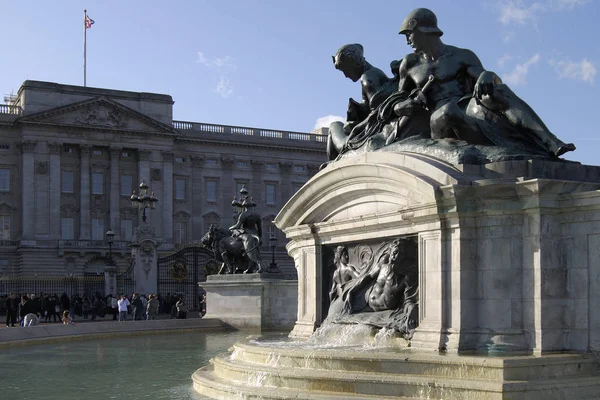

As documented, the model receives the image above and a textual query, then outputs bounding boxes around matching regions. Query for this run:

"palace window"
[63,147,73,154]
[62,171,74,193]
[205,159,218,166]
[91,218,104,241]
[293,165,306,173]
[93,149,102,156]
[175,179,186,200]
[120,219,133,241]
[0,169,9,191]
[206,180,217,202]
[265,162,277,171]
[61,217,74,240]
[91,173,104,195]
[266,183,276,205]
[175,221,187,244]
[236,160,249,168]
[0,143,9,150]
[121,175,133,196]
[175,156,185,163]
[0,215,10,240]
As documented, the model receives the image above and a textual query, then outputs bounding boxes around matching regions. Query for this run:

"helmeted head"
[399,8,443,37]
[332,43,366,82]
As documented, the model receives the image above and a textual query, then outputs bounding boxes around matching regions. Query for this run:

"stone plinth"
[201,273,297,331]
[274,152,600,354]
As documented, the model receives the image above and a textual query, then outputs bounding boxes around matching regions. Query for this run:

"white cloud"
[313,115,345,130]
[497,0,589,26]
[549,58,596,84]
[502,54,541,85]
[497,54,514,68]
[197,51,237,99]
[214,76,233,98]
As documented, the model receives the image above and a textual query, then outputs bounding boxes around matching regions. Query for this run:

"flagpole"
[84,9,87,87]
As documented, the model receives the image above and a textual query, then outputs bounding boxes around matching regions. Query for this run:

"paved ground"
[0,312,226,347]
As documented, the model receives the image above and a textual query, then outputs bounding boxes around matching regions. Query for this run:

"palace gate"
[156,244,217,311]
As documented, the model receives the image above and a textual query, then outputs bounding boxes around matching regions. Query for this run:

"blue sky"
[0,0,598,165]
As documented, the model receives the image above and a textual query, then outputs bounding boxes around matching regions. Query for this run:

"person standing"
[146,294,159,320]
[131,293,143,321]
[4,293,17,327]
[109,295,118,320]
[176,296,187,319]
[117,294,130,321]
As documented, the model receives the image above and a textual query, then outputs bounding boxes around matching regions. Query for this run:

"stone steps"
[192,339,600,399]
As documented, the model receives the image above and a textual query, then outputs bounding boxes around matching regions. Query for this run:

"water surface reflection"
[1,330,249,400]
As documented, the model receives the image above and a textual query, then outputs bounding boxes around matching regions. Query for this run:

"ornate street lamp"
[106,229,115,266]
[268,233,280,273]
[130,180,158,222]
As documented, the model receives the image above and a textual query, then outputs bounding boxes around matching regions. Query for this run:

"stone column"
[288,243,323,339]
[79,145,91,240]
[279,161,293,205]
[190,155,204,239]
[21,141,37,240]
[109,147,120,239]
[251,160,264,205]
[161,151,174,243]
[137,149,151,225]
[48,143,62,240]
[221,157,235,227]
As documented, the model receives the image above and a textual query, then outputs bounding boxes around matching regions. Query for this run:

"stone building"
[0,80,325,293]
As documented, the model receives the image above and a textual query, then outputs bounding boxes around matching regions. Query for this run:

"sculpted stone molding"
[138,149,152,161]
[161,151,174,163]
[80,145,92,156]
[221,157,235,167]
[189,155,205,167]
[48,143,63,155]
[20,140,37,153]
[76,104,128,128]
[36,161,48,175]
[151,168,162,181]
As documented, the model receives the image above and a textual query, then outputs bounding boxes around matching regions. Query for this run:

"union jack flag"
[85,15,95,29]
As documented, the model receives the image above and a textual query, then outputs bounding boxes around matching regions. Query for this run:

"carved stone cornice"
[161,151,174,163]
[36,161,48,175]
[48,143,62,155]
[20,140,37,153]
[139,150,152,161]
[190,155,205,167]
[80,145,92,157]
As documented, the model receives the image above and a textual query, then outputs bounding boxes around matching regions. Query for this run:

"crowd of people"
[2,291,207,327]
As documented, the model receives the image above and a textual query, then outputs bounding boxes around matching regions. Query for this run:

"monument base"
[201,273,297,331]
[193,338,600,399]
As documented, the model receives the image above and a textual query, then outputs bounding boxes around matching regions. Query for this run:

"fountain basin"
[193,337,600,399]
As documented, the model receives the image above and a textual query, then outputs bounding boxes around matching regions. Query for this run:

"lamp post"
[106,229,115,266]
[130,180,158,222]
[268,233,280,273]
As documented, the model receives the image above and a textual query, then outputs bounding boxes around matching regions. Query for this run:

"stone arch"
[275,151,468,228]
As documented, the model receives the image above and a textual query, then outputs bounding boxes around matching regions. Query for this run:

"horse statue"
[200,224,263,274]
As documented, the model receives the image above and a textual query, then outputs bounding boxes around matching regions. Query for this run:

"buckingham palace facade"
[0,80,326,289]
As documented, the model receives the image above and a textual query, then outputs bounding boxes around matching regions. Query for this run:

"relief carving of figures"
[325,8,575,166]
[325,237,418,339]
[77,105,128,128]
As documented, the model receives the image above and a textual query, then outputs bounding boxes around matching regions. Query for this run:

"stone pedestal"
[275,152,600,354]
[201,273,297,331]
[130,222,160,295]
[104,265,117,297]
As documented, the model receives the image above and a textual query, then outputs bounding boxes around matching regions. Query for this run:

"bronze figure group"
[326,8,575,164]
